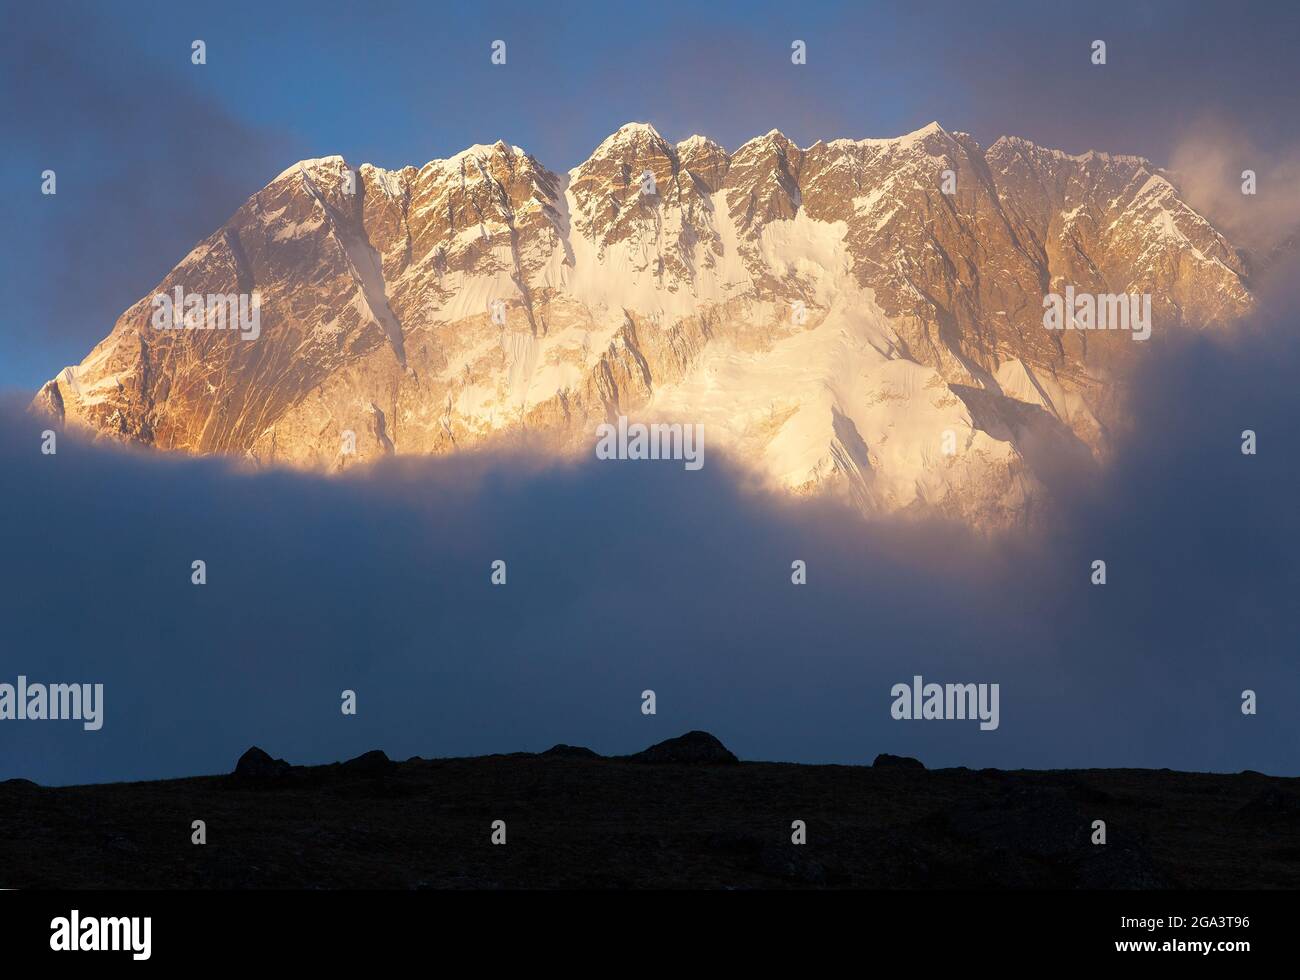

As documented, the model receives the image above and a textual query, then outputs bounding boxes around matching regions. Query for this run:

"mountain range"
[34,121,1256,526]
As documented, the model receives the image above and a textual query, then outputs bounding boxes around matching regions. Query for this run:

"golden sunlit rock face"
[34,122,1253,528]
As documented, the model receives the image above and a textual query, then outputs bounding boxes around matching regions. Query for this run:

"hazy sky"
[3,0,1299,387]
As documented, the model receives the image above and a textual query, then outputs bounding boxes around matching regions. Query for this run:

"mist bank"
[1,306,1298,784]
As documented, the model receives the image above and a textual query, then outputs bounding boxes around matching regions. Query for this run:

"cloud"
[1168,117,1300,254]
[2,290,1298,786]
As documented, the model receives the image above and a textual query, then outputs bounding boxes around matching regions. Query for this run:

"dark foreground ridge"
[3,732,1299,889]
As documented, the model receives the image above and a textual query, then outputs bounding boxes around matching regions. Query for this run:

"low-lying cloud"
[2,287,1298,786]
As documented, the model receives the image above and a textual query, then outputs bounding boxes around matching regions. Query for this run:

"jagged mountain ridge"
[35,121,1253,526]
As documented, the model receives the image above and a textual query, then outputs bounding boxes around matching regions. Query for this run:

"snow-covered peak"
[900,120,946,142]
[897,120,949,149]
[989,134,1151,169]
[733,129,798,156]
[827,121,950,154]
[273,155,346,183]
[437,140,523,167]
[588,122,670,157]
[677,134,722,153]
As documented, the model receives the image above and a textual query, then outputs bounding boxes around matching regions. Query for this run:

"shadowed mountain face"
[4,734,1297,890]
[34,122,1252,527]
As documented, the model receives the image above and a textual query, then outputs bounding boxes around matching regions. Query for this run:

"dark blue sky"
[3,0,1300,388]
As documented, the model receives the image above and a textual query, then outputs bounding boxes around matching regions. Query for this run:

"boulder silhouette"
[541,744,601,759]
[341,749,392,772]
[233,746,290,781]
[872,753,925,770]
[630,731,738,764]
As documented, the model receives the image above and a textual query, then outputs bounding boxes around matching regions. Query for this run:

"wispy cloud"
[1169,116,1300,255]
